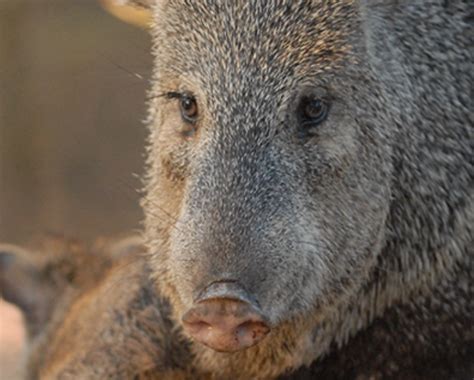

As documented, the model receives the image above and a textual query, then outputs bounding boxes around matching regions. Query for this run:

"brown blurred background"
[0,0,151,377]
[0,0,151,245]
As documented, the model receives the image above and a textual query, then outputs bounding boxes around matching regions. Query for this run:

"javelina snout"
[182,281,270,352]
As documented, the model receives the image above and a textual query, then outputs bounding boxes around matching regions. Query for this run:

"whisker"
[100,54,147,81]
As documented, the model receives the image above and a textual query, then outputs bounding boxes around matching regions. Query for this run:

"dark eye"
[180,95,198,123]
[298,97,329,128]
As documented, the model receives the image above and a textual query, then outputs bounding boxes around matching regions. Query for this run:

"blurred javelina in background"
[0,236,190,379]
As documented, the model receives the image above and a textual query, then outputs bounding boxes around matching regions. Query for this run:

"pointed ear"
[100,0,153,28]
[0,244,57,336]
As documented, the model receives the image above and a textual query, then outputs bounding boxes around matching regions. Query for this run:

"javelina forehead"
[153,0,356,90]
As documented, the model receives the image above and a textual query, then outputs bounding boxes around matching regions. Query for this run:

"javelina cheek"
[159,146,192,182]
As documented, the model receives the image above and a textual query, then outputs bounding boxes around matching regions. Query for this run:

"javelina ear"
[0,244,57,336]
[100,0,153,28]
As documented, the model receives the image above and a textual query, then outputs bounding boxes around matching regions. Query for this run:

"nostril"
[236,320,270,343]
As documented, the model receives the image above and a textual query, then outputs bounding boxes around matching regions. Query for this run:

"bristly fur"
[142,1,472,379]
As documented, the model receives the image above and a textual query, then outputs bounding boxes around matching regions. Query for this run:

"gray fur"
[140,0,473,378]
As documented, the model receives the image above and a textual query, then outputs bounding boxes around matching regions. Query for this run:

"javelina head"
[139,0,393,375]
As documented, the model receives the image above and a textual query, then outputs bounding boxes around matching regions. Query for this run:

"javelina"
[1,0,472,379]
[137,0,473,378]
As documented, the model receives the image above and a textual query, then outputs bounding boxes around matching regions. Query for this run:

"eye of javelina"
[143,1,392,377]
